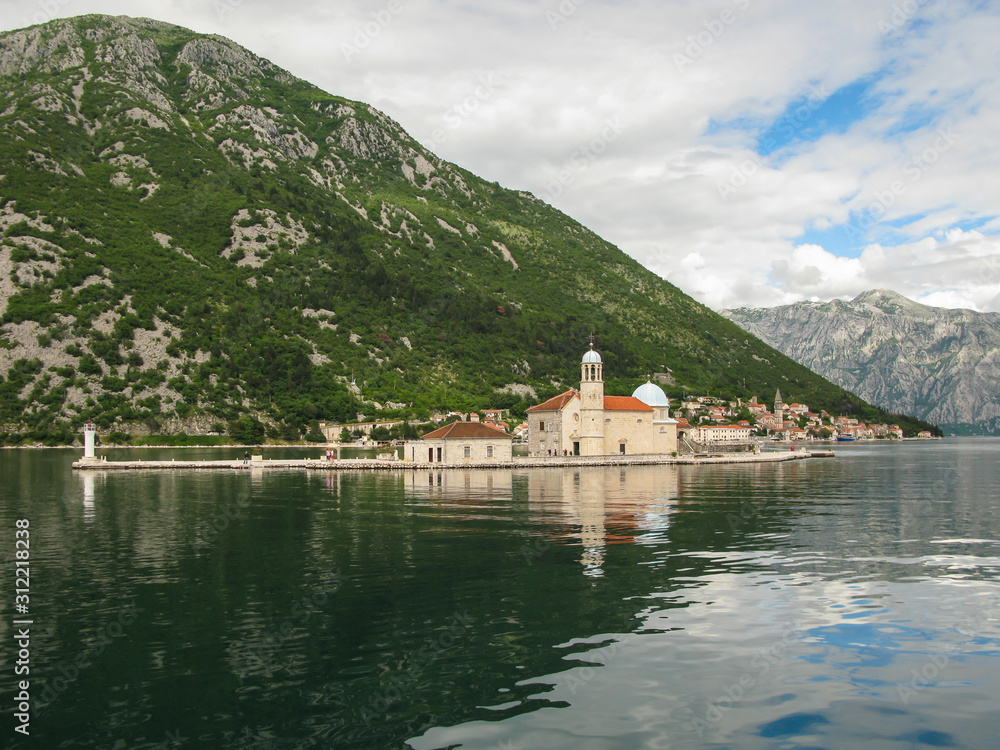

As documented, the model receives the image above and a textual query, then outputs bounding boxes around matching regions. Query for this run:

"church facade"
[526,345,679,457]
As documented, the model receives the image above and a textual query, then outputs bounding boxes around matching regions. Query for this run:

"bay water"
[1,439,998,749]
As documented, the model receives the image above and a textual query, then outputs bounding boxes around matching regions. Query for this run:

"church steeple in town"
[579,342,605,455]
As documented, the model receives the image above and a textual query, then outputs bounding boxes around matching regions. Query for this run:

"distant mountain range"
[0,16,937,443]
[722,290,1000,435]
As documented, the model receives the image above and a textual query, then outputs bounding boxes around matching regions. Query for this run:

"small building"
[404,421,513,463]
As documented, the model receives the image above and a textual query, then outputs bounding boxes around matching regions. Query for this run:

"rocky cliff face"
[722,290,1000,434]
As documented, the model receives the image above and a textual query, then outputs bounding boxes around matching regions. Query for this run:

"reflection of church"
[526,344,678,457]
[527,465,680,577]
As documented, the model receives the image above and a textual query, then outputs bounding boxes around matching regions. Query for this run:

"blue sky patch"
[756,78,878,156]
[797,226,859,257]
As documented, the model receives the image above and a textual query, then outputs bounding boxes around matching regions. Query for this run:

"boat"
[836,435,856,442]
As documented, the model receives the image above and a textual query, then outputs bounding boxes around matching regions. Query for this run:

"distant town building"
[319,419,404,440]
[689,424,754,444]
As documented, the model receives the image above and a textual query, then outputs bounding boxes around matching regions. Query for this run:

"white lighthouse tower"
[83,421,97,460]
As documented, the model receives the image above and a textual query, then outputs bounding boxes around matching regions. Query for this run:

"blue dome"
[632,381,669,408]
[582,346,602,364]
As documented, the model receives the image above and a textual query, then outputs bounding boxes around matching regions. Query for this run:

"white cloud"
[2,0,999,311]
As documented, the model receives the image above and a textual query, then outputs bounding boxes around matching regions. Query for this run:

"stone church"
[526,344,679,457]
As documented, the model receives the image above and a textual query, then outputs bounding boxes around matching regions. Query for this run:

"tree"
[228,416,265,444]
[339,427,352,443]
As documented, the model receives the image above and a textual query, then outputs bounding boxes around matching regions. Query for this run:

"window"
[464,446,471,458]
[487,445,493,458]
[539,421,545,431]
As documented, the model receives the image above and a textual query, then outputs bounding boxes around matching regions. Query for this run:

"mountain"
[0,15,938,444]
[722,289,1000,435]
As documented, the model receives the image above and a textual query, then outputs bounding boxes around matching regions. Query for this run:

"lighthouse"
[83,421,96,459]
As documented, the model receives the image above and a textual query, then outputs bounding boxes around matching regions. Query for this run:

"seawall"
[71,450,832,471]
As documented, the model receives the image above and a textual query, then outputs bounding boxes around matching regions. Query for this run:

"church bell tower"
[579,343,605,455]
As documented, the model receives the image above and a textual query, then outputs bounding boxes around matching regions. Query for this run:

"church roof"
[604,396,653,411]
[631,381,669,407]
[421,422,512,440]
[527,389,579,412]
[582,345,602,364]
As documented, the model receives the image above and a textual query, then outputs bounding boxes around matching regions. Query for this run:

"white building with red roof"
[404,421,513,463]
[525,344,678,457]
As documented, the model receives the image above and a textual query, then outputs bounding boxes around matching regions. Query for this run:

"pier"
[71,450,832,471]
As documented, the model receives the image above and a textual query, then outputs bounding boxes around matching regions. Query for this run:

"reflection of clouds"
[409,568,1000,750]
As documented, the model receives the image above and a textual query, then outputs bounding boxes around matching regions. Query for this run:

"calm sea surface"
[1,439,999,749]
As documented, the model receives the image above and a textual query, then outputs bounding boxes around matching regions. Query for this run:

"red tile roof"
[421,422,513,440]
[527,389,579,412]
[603,396,653,411]
[528,391,654,413]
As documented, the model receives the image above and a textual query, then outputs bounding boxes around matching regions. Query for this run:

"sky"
[3,0,1000,312]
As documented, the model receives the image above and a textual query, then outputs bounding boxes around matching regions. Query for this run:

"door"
[573,441,580,456]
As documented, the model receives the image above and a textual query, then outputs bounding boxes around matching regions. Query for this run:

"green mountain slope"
[0,15,939,443]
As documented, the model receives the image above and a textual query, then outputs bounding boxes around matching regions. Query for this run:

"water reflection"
[7,443,1000,750]
[81,471,96,523]
[526,467,680,578]
[402,466,680,578]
